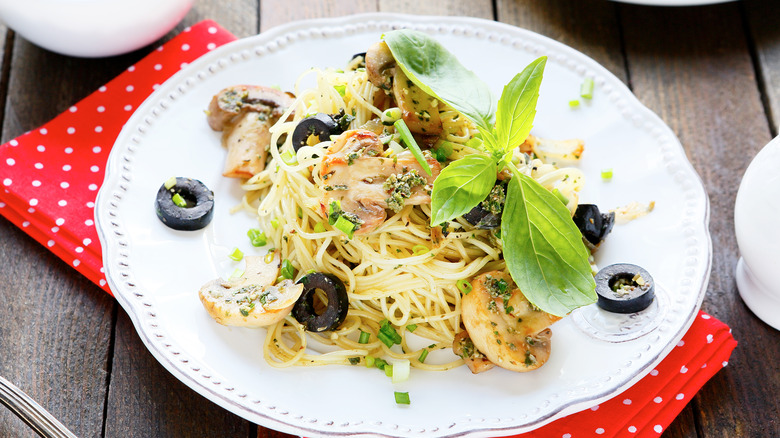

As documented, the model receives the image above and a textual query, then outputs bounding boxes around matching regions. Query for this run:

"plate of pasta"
[96,13,710,438]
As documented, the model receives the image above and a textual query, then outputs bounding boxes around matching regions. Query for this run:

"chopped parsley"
[383,169,427,213]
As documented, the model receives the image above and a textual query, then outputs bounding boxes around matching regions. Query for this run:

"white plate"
[96,14,711,437]
[610,0,735,5]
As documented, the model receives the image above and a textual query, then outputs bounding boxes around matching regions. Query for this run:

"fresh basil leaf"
[384,29,494,131]
[394,119,432,176]
[501,172,596,316]
[495,56,546,154]
[430,155,496,226]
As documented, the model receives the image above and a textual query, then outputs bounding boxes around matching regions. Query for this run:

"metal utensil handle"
[0,376,78,438]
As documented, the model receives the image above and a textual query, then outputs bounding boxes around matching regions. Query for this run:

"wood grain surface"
[0,1,778,437]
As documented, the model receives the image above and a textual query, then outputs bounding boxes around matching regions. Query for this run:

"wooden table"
[0,1,778,437]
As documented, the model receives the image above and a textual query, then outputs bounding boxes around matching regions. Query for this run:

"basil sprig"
[385,30,595,316]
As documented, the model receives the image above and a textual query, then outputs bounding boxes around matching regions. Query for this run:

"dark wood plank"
[378,0,493,18]
[260,0,377,31]
[619,3,780,437]
[744,0,780,135]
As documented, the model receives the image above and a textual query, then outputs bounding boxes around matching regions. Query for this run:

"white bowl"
[734,135,780,331]
[0,0,193,57]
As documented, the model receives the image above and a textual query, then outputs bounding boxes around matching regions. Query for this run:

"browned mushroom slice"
[319,129,440,235]
[461,271,560,372]
[365,41,396,91]
[392,68,443,136]
[453,330,495,374]
[207,85,295,179]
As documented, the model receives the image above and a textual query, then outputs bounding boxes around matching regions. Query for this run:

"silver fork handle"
[0,376,78,438]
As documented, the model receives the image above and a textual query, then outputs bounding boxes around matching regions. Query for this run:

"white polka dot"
[63,165,71,171]
[75,247,83,253]
[0,202,4,208]
[99,86,107,92]
[181,43,190,51]
[680,365,688,373]
[99,279,107,287]
[595,428,605,434]
[64,147,73,154]
[37,145,45,152]
[676,393,685,400]
[722,361,729,367]
[88,184,98,191]
[706,334,713,343]
[39,128,47,135]
[85,219,94,226]
[67,127,75,134]
[29,198,38,206]
[58,200,67,207]
[701,314,711,319]
[623,398,632,405]
[590,405,599,411]
[51,226,59,233]
[22,221,29,227]
[97,105,105,113]
[6,158,15,166]
[2,178,11,186]
[60,182,69,189]
[55,218,65,226]
[124,104,133,111]
[654,396,663,403]
[69,106,77,112]
[34,163,43,169]
[126,85,134,92]
[184,26,191,32]
[99,267,104,273]
[87,202,95,208]
[83,238,91,246]
[650,369,659,376]
[702,363,708,369]
[90,165,100,172]
[677,340,685,347]
[31,180,41,187]
[207,43,216,50]
[654,425,663,433]
[208,26,217,34]
[47,240,55,247]
[154,63,163,71]
[128,65,136,72]
[156,46,163,52]
[95,126,103,133]
[562,434,572,438]
[93,146,102,153]
[73,259,80,267]
[27,208,34,213]
[152,84,160,90]
[180,62,189,69]
[628,425,637,433]
[9,139,18,146]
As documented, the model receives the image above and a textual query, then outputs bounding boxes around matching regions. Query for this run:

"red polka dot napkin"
[0,19,736,438]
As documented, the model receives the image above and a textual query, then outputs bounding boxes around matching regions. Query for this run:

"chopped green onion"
[405,324,418,333]
[280,259,296,280]
[228,247,243,261]
[580,77,594,100]
[434,141,454,162]
[276,275,285,284]
[358,330,371,344]
[391,359,410,383]
[296,206,303,219]
[281,150,297,165]
[418,348,429,363]
[264,250,275,264]
[394,391,410,405]
[569,99,580,108]
[365,356,376,368]
[465,136,483,149]
[171,193,187,208]
[229,268,244,280]
[327,200,342,224]
[394,119,432,176]
[164,176,177,190]
[377,331,395,348]
[412,245,429,255]
[270,218,280,229]
[552,188,569,206]
[247,228,267,247]
[334,84,346,96]
[314,222,327,233]
[334,215,357,239]
[601,168,613,181]
[381,107,403,125]
[379,320,403,347]
[457,278,473,295]
[384,364,393,377]
[373,357,389,370]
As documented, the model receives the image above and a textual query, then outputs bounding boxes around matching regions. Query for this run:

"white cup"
[0,0,193,58]
[734,135,780,331]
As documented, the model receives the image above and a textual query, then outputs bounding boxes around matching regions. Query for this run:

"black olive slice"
[154,177,214,231]
[595,263,655,314]
[291,113,339,151]
[462,205,501,229]
[573,204,615,248]
[292,272,349,332]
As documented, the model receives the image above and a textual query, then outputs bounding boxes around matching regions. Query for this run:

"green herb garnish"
[394,119,432,176]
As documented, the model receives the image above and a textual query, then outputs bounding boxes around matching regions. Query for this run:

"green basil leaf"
[384,29,494,131]
[501,172,596,316]
[430,155,496,226]
[394,119,432,176]
[495,56,546,154]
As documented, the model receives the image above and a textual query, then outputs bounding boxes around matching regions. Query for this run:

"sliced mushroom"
[519,134,584,166]
[365,41,396,91]
[319,129,440,235]
[198,253,304,328]
[207,85,295,178]
[453,330,495,374]
[461,271,560,372]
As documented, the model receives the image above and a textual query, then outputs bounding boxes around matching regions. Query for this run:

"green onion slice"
[552,188,569,206]
[456,278,473,295]
[228,247,244,261]
[418,348,429,363]
[405,324,417,332]
[394,391,410,405]
[394,119,432,176]
[358,330,371,344]
[171,193,187,208]
[164,176,177,190]
[247,228,267,247]
[280,259,296,280]
[580,77,595,99]
[601,168,613,181]
[314,222,327,233]
[334,215,357,239]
